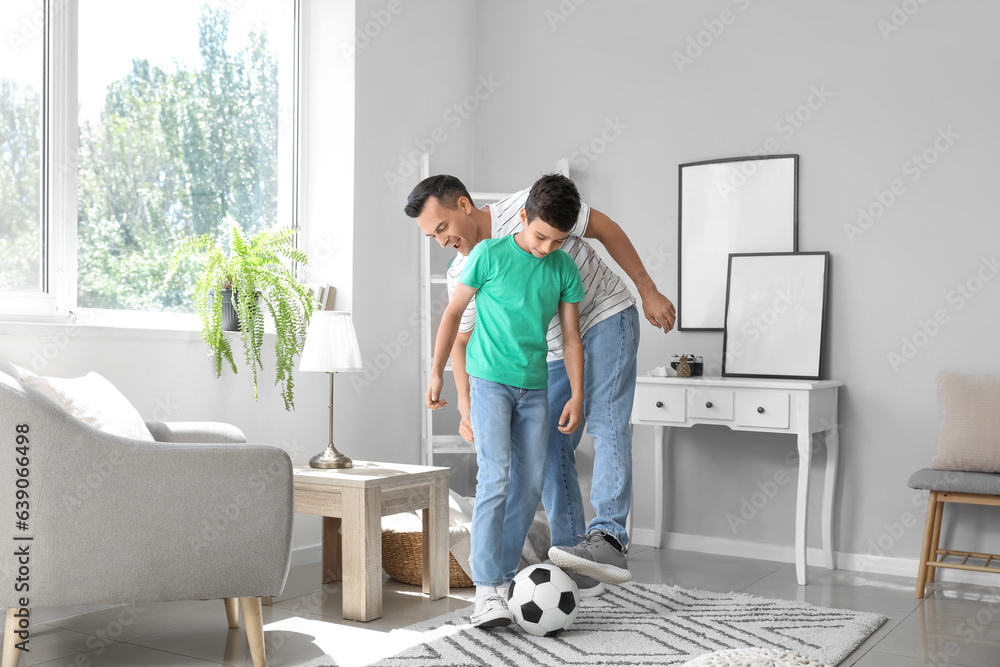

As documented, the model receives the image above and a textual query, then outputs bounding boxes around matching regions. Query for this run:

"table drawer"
[687,389,734,420]
[633,385,686,423]
[735,391,791,429]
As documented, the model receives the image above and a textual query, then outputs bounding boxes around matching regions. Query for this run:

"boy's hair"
[525,174,580,233]
[403,175,475,218]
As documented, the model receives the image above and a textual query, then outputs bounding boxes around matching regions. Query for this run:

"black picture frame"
[678,154,799,331]
[722,251,830,380]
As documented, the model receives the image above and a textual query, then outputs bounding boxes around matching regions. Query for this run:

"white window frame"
[0,0,302,330]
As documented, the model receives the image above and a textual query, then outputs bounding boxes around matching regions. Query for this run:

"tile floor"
[5,545,999,666]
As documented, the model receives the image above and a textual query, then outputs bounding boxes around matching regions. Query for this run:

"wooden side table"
[292,461,451,621]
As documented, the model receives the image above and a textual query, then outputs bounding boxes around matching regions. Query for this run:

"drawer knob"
[655,401,664,408]
[757,406,765,414]
[706,401,713,408]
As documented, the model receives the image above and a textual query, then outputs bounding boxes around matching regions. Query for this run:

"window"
[0,1,44,295]
[0,0,297,321]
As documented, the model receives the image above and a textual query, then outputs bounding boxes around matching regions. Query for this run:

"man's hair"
[403,175,475,218]
[524,174,580,233]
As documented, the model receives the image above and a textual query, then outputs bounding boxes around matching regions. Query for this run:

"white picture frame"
[722,252,830,380]
[678,155,798,330]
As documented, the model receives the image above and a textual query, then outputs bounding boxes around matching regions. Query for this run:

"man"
[405,174,675,593]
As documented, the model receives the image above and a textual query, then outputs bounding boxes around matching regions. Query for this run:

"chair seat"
[908,468,1000,495]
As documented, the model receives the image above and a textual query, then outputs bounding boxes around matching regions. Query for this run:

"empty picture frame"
[678,155,798,330]
[722,252,830,380]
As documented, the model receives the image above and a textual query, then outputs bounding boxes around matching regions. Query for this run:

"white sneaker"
[471,594,513,628]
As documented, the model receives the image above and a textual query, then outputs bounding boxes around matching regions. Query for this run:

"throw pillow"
[21,370,155,441]
[930,371,1000,473]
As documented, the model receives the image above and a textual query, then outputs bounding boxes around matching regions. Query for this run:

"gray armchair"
[0,361,293,667]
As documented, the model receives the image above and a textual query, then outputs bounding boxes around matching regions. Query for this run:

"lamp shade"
[299,311,364,373]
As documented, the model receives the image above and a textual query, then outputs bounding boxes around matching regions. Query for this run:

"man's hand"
[641,289,676,333]
[425,375,448,410]
[558,396,584,434]
[459,413,475,442]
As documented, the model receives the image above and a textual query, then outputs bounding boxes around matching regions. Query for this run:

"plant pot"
[219,289,258,332]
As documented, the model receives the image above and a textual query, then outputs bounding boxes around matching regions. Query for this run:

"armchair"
[0,361,293,666]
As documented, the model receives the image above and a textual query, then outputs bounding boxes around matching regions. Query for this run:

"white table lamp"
[299,311,364,468]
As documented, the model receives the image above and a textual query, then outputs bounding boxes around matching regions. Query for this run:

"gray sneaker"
[548,530,633,585]
[567,570,606,597]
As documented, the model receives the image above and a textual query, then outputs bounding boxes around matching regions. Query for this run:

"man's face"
[518,209,571,258]
[415,196,478,256]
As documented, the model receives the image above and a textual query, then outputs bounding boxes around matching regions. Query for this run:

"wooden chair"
[909,468,1000,598]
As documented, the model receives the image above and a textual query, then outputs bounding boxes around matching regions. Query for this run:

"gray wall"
[464,0,1000,565]
[343,0,478,464]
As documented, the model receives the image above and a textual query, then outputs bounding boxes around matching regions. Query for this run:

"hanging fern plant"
[166,219,315,410]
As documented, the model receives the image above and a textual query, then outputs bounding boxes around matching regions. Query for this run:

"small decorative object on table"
[677,355,692,378]
[671,353,703,376]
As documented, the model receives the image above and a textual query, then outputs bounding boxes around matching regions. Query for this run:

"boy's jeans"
[543,304,639,549]
[469,376,549,586]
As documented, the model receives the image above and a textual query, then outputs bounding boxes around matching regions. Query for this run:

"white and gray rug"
[360,583,885,667]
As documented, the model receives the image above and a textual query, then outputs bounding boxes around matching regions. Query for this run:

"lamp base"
[309,445,353,469]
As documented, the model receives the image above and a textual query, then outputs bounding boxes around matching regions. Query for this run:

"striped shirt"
[447,188,635,361]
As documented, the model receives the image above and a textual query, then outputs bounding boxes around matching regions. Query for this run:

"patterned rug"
[360,583,885,667]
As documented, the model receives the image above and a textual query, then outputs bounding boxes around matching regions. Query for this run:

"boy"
[407,173,656,593]
[425,175,586,628]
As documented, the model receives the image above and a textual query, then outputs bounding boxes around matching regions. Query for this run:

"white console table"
[631,376,842,585]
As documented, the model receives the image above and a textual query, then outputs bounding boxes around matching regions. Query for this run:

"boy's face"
[518,209,571,258]
[416,195,478,256]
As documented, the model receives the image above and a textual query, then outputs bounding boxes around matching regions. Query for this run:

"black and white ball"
[507,564,580,637]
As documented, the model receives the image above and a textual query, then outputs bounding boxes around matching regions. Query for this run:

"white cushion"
[21,370,155,441]
[930,371,1000,473]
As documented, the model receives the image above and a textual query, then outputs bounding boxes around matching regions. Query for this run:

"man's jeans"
[543,304,639,548]
[469,376,549,586]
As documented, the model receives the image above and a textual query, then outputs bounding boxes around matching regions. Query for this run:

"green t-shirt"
[460,235,584,390]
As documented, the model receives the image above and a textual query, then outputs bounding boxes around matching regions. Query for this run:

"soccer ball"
[507,564,580,637]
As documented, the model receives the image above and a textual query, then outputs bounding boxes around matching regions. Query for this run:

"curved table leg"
[821,415,839,570]
[795,431,812,585]
[654,425,665,548]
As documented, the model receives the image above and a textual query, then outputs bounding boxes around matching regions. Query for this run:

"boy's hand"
[426,375,447,410]
[558,396,584,434]
[459,411,475,442]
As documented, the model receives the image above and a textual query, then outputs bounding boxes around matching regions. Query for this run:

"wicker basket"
[381,530,474,588]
